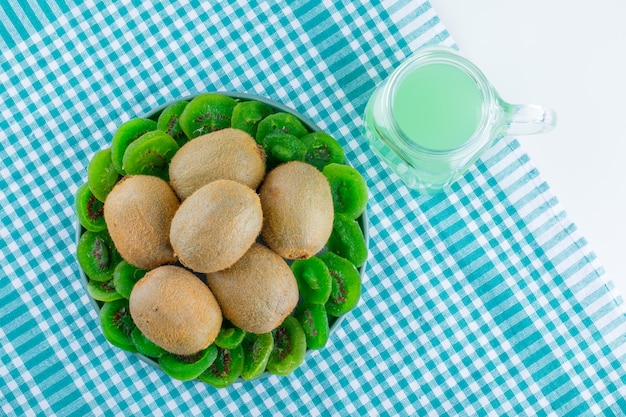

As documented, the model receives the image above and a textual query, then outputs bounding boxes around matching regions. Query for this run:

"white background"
[428,1,626,297]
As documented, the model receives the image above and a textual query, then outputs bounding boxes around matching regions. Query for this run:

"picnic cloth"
[1,1,626,415]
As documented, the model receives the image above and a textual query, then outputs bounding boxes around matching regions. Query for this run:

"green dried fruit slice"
[255,112,308,144]
[266,316,306,376]
[156,100,190,147]
[159,345,218,382]
[99,299,137,352]
[198,345,244,388]
[131,327,166,358]
[87,278,122,302]
[113,260,147,299]
[214,322,246,350]
[75,183,106,232]
[111,118,157,175]
[291,257,332,305]
[240,332,273,381]
[231,100,274,137]
[296,303,330,350]
[87,148,121,202]
[122,131,179,181]
[300,132,345,171]
[326,213,368,268]
[179,93,237,138]
[322,163,368,219]
[261,132,307,170]
[77,230,122,282]
[319,252,361,317]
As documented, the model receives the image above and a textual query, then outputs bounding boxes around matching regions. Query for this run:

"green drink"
[363,45,556,194]
[392,64,482,151]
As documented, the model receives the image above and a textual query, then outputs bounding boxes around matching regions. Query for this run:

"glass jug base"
[363,112,458,194]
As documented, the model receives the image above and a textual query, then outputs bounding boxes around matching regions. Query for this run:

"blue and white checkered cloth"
[1,1,625,416]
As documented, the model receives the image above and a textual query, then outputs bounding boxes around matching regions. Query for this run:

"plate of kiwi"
[75,91,369,387]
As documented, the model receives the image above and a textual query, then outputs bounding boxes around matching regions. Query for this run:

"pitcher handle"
[500,100,557,136]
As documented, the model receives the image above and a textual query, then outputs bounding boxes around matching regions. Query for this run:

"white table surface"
[429,0,626,300]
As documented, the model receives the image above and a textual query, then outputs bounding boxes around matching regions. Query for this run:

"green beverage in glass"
[363,45,556,194]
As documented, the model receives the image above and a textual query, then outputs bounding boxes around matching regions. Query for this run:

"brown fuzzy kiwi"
[260,161,334,259]
[169,128,266,200]
[104,175,179,270]
[206,243,298,334]
[129,265,222,355]
[169,179,263,274]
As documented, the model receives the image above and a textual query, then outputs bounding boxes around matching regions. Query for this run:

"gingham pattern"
[1,1,625,416]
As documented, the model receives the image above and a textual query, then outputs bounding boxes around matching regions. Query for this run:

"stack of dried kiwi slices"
[75,92,368,387]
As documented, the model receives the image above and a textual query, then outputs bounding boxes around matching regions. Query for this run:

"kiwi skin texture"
[104,175,179,270]
[169,128,266,200]
[260,161,334,260]
[129,265,222,356]
[169,179,263,274]
[206,243,299,335]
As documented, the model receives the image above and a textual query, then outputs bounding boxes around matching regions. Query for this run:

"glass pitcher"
[363,45,556,194]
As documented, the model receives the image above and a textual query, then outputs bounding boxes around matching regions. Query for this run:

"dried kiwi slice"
[122,131,180,181]
[231,100,274,137]
[156,100,190,147]
[322,163,368,219]
[113,260,147,300]
[214,322,246,350]
[326,213,368,268]
[261,132,307,170]
[300,132,345,171]
[77,230,121,282]
[87,148,121,202]
[131,327,166,358]
[111,118,157,175]
[87,278,122,302]
[179,93,237,139]
[296,303,330,350]
[75,183,106,232]
[198,345,244,388]
[266,316,307,376]
[159,345,218,381]
[240,332,273,381]
[319,252,361,317]
[291,257,332,305]
[255,112,308,144]
[99,299,137,352]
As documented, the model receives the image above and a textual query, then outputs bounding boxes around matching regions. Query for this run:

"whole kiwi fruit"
[260,161,334,259]
[206,243,299,334]
[169,179,263,274]
[104,175,179,270]
[169,128,266,200]
[129,265,222,355]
